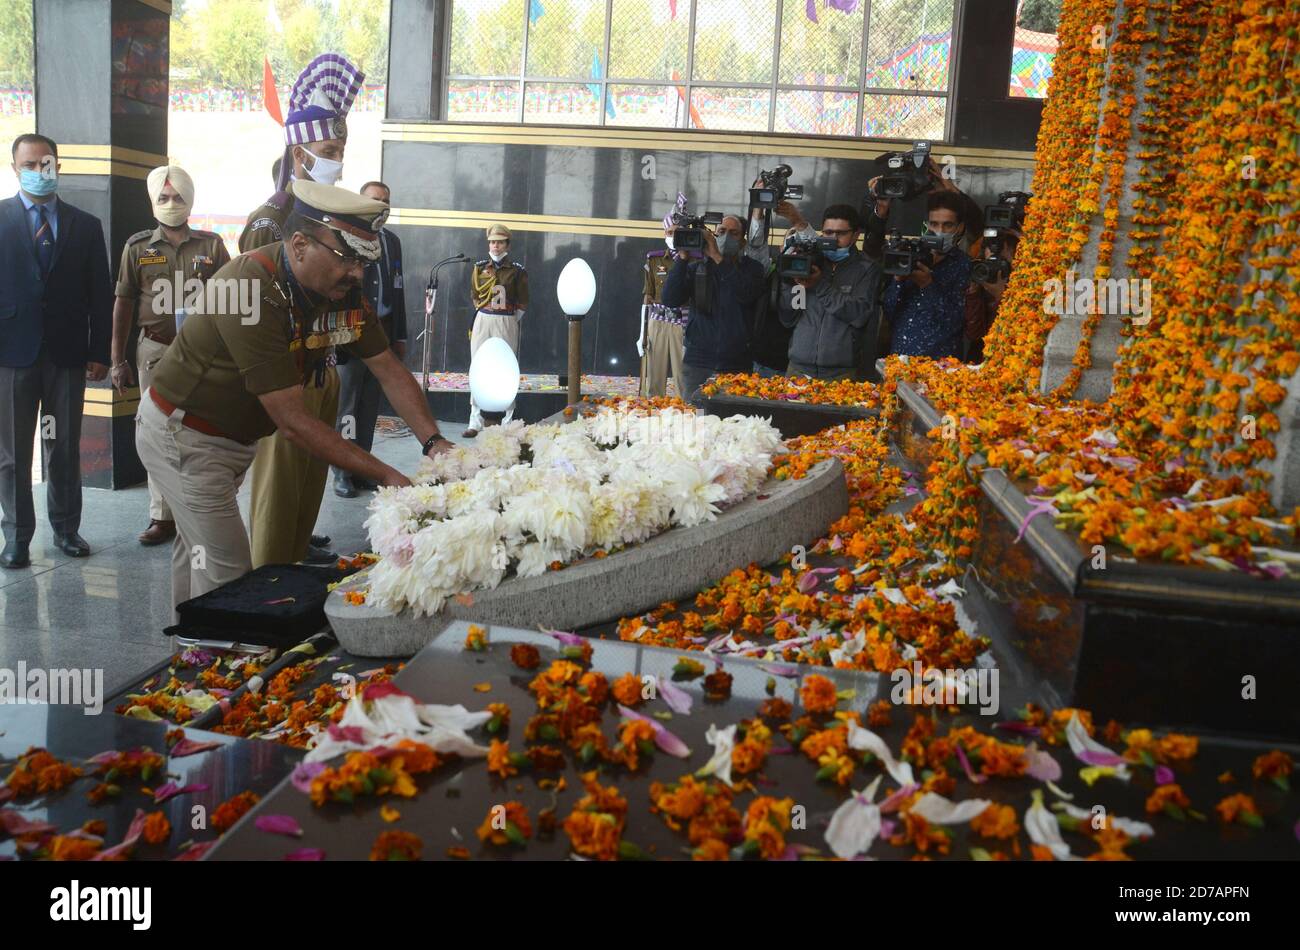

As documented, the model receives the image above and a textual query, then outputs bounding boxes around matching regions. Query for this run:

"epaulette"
[264,190,291,211]
[646,249,670,259]
[126,229,154,245]
[474,258,490,267]
[512,262,526,273]
[193,229,222,240]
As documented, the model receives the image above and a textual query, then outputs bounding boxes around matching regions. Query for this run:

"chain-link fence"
[446,0,957,139]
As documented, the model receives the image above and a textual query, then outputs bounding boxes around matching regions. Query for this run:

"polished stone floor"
[0,419,468,697]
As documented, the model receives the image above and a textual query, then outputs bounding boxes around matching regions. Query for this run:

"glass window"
[691,0,777,84]
[525,0,608,79]
[778,1,864,88]
[774,89,858,136]
[861,92,946,140]
[863,0,954,92]
[447,80,522,122]
[1010,0,1059,98]
[523,81,602,124]
[608,0,690,81]
[448,0,526,77]
[607,84,686,128]
[690,86,771,132]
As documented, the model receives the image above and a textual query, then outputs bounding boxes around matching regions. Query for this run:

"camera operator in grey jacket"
[774,203,881,380]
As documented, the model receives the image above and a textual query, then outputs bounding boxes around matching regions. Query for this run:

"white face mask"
[489,250,507,263]
[300,147,344,186]
[664,234,675,251]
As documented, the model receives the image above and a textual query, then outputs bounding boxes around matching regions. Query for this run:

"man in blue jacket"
[0,135,112,568]
[661,214,766,407]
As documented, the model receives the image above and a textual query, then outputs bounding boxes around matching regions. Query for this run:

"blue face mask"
[19,168,57,197]
[824,245,851,262]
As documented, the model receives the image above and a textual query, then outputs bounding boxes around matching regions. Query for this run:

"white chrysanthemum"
[662,459,728,527]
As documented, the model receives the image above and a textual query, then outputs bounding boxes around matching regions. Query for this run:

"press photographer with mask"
[883,191,972,359]
[964,228,1020,363]
[661,215,766,407]
[775,203,881,380]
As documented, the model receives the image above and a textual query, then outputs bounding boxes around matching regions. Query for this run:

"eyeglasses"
[305,232,368,266]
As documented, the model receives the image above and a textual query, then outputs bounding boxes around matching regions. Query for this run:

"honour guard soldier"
[464,223,528,437]
[110,164,229,546]
[240,52,364,567]
[640,247,688,398]
[135,182,452,614]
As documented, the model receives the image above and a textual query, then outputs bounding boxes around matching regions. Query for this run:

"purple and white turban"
[284,53,365,147]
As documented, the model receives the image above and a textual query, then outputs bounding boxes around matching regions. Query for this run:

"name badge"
[138,255,168,265]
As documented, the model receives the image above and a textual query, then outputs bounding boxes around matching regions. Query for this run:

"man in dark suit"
[1,134,112,568]
[333,180,407,498]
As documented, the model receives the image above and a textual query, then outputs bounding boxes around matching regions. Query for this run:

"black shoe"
[310,534,331,547]
[334,479,358,498]
[54,532,90,557]
[1,541,30,569]
[304,543,337,565]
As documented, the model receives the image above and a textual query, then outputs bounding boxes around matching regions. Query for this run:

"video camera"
[971,228,1013,284]
[984,190,1032,230]
[873,142,933,201]
[750,164,804,211]
[671,209,725,251]
[882,229,945,277]
[778,233,840,281]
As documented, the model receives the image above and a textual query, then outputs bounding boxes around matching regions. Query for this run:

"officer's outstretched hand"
[379,465,412,489]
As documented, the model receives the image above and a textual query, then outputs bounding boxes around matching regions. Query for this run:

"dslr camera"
[873,141,933,201]
[971,228,1013,284]
[778,233,840,281]
[984,190,1032,230]
[750,164,804,210]
[671,209,725,251]
[882,229,945,277]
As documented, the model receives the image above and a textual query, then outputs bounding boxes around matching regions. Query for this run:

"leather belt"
[149,388,253,445]
[141,326,175,346]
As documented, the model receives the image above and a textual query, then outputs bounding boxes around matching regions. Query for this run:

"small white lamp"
[468,337,520,413]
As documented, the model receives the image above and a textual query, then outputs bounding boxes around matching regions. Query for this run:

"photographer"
[775,203,881,380]
[963,229,1020,363]
[883,191,972,359]
[661,215,766,407]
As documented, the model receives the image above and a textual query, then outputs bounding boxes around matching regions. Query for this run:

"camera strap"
[692,261,712,315]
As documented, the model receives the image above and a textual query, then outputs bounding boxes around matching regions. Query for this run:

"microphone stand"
[420,254,472,394]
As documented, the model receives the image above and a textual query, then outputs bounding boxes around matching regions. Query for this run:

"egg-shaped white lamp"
[557,257,597,317]
[468,337,520,412]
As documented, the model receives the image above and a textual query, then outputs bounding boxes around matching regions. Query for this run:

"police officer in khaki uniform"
[240,52,364,567]
[640,247,688,398]
[111,165,230,546]
[465,223,528,437]
[135,182,452,614]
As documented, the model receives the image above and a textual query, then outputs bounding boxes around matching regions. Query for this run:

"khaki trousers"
[645,319,685,399]
[467,311,520,429]
[135,334,173,521]
[135,391,258,614]
[248,365,340,568]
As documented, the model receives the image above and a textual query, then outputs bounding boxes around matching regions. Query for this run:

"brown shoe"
[138,519,176,546]
[462,427,479,439]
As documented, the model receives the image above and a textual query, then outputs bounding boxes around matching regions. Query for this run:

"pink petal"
[544,629,585,647]
[1154,765,1175,786]
[0,809,57,837]
[797,572,819,593]
[327,724,369,744]
[208,688,232,698]
[362,682,411,701]
[618,705,691,758]
[994,721,1041,737]
[1293,820,1300,843]
[955,743,988,784]
[1025,744,1062,782]
[656,677,693,715]
[87,750,121,766]
[879,818,897,838]
[284,848,326,861]
[153,781,210,804]
[170,738,223,758]
[173,840,218,861]
[291,761,327,794]
[1077,749,1126,767]
[254,815,304,838]
[0,787,13,805]
[759,664,800,678]
[92,809,147,861]
[879,784,920,814]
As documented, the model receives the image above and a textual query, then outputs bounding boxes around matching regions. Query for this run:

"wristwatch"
[422,432,452,454]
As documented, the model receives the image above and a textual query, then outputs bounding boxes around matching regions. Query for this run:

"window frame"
[442,0,959,140]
